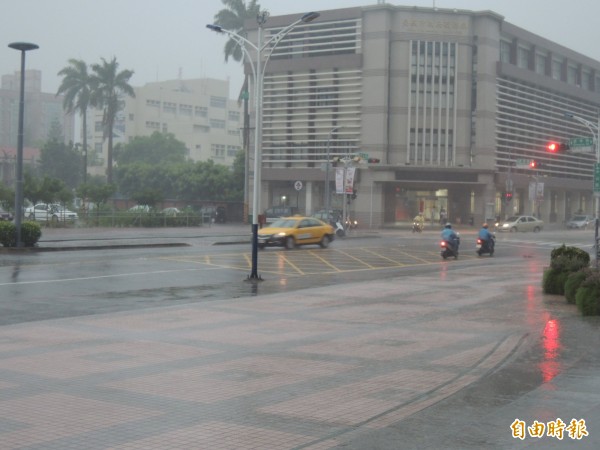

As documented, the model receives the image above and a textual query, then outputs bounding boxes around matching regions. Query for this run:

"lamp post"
[325,127,339,223]
[8,42,38,248]
[207,11,319,280]
[564,112,600,217]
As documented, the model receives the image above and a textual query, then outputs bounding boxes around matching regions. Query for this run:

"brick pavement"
[0,261,549,449]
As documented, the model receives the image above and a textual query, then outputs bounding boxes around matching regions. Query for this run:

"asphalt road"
[1,227,594,326]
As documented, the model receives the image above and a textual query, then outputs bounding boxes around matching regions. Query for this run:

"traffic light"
[529,160,543,169]
[505,192,513,202]
[547,141,569,153]
[367,158,381,163]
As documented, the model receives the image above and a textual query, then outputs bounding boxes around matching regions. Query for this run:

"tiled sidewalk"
[0,263,562,449]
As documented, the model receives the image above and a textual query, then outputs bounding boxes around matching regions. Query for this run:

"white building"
[87,77,243,178]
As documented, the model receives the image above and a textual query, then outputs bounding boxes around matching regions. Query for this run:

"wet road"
[0,228,593,326]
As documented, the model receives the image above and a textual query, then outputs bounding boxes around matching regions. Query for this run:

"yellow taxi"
[257,216,335,249]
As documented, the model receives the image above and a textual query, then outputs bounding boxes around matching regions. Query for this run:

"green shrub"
[21,221,42,247]
[575,270,600,316]
[565,269,590,304]
[550,244,590,266]
[543,267,570,295]
[0,221,16,247]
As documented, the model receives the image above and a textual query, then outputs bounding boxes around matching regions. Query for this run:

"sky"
[2,0,600,98]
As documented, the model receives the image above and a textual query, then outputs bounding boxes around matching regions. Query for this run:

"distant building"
[0,69,75,185]
[243,5,600,227]
[87,77,243,178]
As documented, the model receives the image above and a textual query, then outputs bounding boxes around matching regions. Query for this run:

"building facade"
[244,5,600,227]
[87,78,243,178]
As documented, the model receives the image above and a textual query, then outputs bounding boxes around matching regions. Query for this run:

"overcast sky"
[2,0,600,98]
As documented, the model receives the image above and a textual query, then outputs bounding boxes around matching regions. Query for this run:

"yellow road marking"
[308,250,342,271]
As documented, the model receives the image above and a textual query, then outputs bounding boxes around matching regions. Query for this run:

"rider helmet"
[445,223,452,229]
[482,223,488,229]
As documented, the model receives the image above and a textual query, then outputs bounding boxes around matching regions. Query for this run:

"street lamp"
[8,41,38,248]
[325,127,339,222]
[564,111,600,217]
[207,11,320,280]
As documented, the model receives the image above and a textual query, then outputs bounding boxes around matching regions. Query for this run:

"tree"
[57,59,92,183]
[214,0,261,220]
[39,127,82,189]
[213,0,261,63]
[115,132,187,166]
[90,57,135,184]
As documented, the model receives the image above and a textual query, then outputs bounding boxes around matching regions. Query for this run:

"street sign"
[294,180,303,191]
[515,158,531,168]
[569,137,594,147]
[357,152,369,160]
[594,163,600,193]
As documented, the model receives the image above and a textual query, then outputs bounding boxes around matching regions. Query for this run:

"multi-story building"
[0,70,74,185]
[87,78,243,178]
[242,5,600,227]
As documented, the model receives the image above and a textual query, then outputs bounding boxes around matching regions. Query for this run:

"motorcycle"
[345,217,358,230]
[412,221,424,233]
[476,234,495,256]
[440,235,460,259]
[334,219,346,237]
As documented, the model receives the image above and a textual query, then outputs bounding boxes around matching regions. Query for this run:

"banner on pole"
[335,167,355,194]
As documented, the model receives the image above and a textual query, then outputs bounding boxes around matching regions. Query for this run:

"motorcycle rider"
[413,211,425,231]
[441,223,459,253]
[478,223,495,251]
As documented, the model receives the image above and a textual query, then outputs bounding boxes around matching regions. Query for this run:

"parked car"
[499,215,544,232]
[199,206,227,223]
[25,203,78,222]
[257,216,335,249]
[312,209,342,224]
[264,206,299,224]
[566,215,593,229]
[0,207,13,221]
[161,207,181,216]
[128,205,151,213]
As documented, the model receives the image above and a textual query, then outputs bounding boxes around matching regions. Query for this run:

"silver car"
[25,203,78,222]
[566,215,593,229]
[499,215,543,232]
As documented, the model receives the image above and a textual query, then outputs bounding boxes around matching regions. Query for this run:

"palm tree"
[90,57,135,184]
[213,0,261,63]
[57,59,92,183]
[214,0,261,223]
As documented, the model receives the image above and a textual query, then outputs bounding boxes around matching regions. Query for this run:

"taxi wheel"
[319,235,331,248]
[285,237,296,250]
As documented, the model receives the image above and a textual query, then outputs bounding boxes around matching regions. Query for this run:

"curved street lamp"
[207,11,319,280]
[8,42,39,248]
[564,111,600,217]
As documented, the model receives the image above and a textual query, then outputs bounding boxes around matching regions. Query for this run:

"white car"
[566,215,593,229]
[25,203,78,222]
[499,215,543,232]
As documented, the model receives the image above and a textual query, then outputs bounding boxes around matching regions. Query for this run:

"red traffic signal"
[505,192,513,202]
[547,142,569,153]
[529,160,542,169]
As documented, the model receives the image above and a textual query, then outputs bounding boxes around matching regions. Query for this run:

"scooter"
[412,222,424,233]
[476,234,495,256]
[440,235,460,259]
[334,219,345,237]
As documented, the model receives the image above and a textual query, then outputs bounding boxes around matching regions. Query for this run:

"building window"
[228,110,240,121]
[551,57,563,80]
[180,104,193,116]
[146,121,160,129]
[146,99,160,107]
[567,64,578,85]
[228,129,240,137]
[210,96,227,108]
[163,102,176,113]
[517,46,530,69]
[193,125,210,133]
[95,121,103,132]
[581,70,592,90]
[162,123,168,133]
[210,119,226,129]
[211,144,226,157]
[128,113,134,121]
[227,145,241,157]
[500,40,511,63]
[195,106,208,117]
[535,52,546,75]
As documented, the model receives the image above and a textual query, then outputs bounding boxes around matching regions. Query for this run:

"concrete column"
[305,181,313,215]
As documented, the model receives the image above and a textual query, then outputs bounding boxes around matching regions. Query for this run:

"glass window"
[195,106,208,117]
[517,46,530,69]
[500,40,511,63]
[210,96,227,108]
[567,64,577,85]
[551,57,563,80]
[535,52,546,75]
